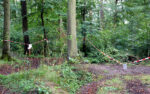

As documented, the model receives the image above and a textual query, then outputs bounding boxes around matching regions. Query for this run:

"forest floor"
[77,64,150,94]
[0,58,150,94]
[0,58,65,94]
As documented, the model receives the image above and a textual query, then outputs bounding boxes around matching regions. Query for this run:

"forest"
[0,0,150,94]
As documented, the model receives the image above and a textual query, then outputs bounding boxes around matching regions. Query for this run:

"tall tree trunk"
[67,0,78,58]
[81,5,87,57]
[41,0,48,57]
[21,0,30,55]
[99,0,105,29]
[2,0,11,60]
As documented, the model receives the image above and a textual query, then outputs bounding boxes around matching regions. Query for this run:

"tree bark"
[41,0,48,57]
[67,0,78,58]
[81,5,87,57]
[21,0,30,55]
[2,0,11,60]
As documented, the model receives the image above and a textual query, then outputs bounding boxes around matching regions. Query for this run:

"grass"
[0,59,23,65]
[93,75,104,82]
[124,75,150,84]
[140,75,150,84]
[123,75,134,80]
[97,77,126,94]
[97,75,150,94]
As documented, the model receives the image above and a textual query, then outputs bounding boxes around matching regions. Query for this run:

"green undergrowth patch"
[0,69,51,93]
[97,77,126,94]
[0,59,23,66]
[124,75,150,84]
[0,64,93,94]
[96,75,150,94]
[93,75,104,82]
[140,61,150,66]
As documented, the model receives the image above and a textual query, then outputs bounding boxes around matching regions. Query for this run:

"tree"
[40,0,48,57]
[1,0,11,60]
[81,1,87,57]
[21,0,30,55]
[67,0,78,58]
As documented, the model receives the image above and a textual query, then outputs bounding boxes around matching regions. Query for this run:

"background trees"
[0,0,149,62]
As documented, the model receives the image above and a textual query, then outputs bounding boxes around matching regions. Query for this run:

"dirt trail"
[77,64,150,94]
[126,80,149,94]
[77,64,150,75]
[77,76,114,94]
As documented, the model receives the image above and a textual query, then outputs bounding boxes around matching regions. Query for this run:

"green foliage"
[0,64,92,94]
[82,30,128,63]
[76,0,150,64]
[58,64,92,93]
[0,73,51,94]
[1,0,149,60]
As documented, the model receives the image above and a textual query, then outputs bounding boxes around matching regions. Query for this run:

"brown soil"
[77,81,98,94]
[126,80,150,94]
[77,76,114,94]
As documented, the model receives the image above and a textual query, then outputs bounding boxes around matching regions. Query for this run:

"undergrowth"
[0,64,93,94]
